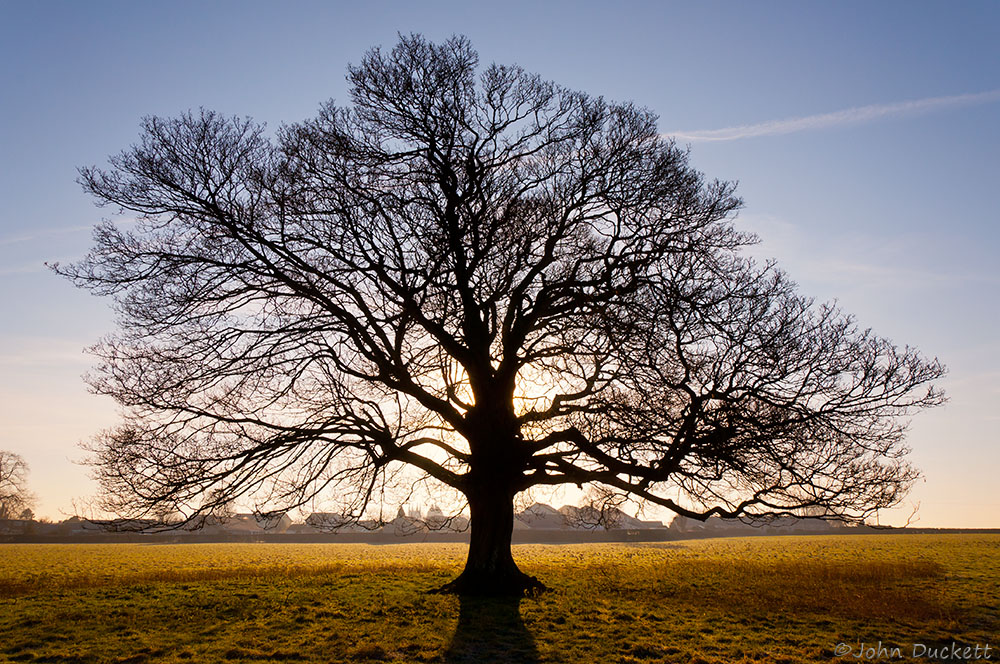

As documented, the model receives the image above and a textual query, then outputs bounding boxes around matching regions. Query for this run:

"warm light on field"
[1,534,996,663]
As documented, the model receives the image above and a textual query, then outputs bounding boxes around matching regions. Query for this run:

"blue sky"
[1,1,997,526]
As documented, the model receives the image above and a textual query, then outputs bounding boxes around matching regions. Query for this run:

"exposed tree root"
[430,570,548,597]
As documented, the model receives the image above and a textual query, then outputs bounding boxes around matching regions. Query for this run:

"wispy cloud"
[0,337,92,368]
[0,225,92,247]
[668,90,1000,142]
[0,262,47,277]
[737,212,1000,293]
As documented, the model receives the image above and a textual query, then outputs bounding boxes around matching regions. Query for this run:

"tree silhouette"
[56,35,945,595]
[0,451,35,521]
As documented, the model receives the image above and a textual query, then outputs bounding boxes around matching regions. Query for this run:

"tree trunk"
[434,487,545,596]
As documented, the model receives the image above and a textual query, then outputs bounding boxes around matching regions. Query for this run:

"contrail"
[667,90,1000,142]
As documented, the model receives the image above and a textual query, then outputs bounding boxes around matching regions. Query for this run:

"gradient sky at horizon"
[1,1,997,526]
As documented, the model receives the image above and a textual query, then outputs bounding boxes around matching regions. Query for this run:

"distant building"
[516,503,568,529]
[560,505,666,530]
[305,512,352,530]
[423,504,469,531]
[223,513,293,533]
[304,513,378,532]
[669,515,755,534]
[669,514,844,534]
[0,519,33,535]
[761,515,847,534]
[383,506,428,536]
[80,518,160,532]
[425,504,445,528]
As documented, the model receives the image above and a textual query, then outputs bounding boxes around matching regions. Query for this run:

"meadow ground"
[0,534,996,663]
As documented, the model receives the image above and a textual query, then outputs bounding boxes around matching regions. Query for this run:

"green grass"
[0,534,996,663]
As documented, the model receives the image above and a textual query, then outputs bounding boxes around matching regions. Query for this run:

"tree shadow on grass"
[444,595,539,664]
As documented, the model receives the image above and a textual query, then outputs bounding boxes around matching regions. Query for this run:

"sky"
[1,1,997,527]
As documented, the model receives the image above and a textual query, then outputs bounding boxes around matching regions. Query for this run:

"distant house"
[223,513,293,533]
[179,514,230,532]
[425,504,446,529]
[516,503,569,529]
[383,506,428,536]
[80,518,160,532]
[0,519,33,535]
[762,515,846,534]
[669,515,754,534]
[559,505,666,530]
[558,505,604,529]
[305,512,352,530]
[669,514,843,534]
[304,513,378,532]
[423,505,469,531]
[631,516,668,530]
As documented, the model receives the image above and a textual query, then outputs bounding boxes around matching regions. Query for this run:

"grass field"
[0,534,996,663]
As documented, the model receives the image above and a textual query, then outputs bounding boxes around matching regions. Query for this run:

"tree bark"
[434,486,545,596]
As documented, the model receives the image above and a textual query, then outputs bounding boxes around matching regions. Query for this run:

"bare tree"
[56,35,944,595]
[0,451,35,520]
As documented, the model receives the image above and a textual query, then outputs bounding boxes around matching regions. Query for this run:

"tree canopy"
[57,35,944,594]
[0,450,35,521]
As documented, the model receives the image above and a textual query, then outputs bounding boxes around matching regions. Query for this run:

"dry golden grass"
[0,534,995,663]
[0,542,463,597]
[617,558,947,620]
